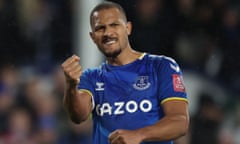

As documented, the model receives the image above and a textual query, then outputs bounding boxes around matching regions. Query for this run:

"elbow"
[70,116,83,124]
[178,115,190,136]
[70,114,89,124]
[179,126,188,137]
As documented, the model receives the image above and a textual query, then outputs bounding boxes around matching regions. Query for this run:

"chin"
[104,50,121,58]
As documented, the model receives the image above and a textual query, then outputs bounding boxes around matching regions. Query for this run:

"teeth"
[105,40,116,45]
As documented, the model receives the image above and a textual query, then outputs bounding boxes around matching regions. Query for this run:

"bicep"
[78,90,93,112]
[162,100,189,118]
[162,100,190,134]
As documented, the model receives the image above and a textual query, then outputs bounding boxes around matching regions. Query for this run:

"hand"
[109,129,143,144]
[61,55,82,85]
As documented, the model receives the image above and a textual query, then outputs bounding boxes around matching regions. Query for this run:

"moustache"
[102,36,118,43]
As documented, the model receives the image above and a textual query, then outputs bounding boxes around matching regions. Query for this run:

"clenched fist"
[109,129,143,144]
[61,55,82,85]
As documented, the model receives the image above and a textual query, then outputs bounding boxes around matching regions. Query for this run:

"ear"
[89,32,96,43]
[126,22,132,35]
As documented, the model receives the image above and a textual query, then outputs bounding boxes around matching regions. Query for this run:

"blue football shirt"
[78,53,187,144]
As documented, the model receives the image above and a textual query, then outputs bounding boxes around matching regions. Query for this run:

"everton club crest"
[133,76,151,90]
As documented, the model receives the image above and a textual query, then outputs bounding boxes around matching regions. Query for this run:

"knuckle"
[69,72,74,78]
[64,67,70,73]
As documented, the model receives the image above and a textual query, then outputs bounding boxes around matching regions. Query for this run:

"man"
[61,1,189,144]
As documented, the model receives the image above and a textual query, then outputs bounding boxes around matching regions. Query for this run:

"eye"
[95,26,105,32]
[110,23,119,27]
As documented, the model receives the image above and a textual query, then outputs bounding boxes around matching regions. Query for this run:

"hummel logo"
[170,63,180,72]
[95,82,104,91]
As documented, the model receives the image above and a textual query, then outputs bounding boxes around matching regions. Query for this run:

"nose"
[103,26,114,37]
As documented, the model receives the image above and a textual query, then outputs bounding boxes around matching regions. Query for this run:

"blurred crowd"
[0,65,92,144]
[0,0,240,143]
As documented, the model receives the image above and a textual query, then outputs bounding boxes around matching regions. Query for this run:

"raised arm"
[61,55,92,124]
[109,100,189,144]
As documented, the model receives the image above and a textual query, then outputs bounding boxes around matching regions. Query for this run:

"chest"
[93,69,159,117]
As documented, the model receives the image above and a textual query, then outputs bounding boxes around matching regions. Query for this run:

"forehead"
[92,8,124,24]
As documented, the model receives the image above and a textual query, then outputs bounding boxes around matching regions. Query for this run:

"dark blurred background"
[0,0,240,143]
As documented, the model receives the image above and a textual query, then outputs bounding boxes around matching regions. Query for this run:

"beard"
[103,48,122,58]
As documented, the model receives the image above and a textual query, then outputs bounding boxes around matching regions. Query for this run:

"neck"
[106,46,143,66]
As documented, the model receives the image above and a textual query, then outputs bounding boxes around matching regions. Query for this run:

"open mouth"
[103,37,118,45]
[105,40,116,45]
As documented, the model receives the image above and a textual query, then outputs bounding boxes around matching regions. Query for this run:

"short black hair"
[90,1,127,27]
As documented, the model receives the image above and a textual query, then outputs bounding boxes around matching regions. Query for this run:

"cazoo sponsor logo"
[95,99,152,116]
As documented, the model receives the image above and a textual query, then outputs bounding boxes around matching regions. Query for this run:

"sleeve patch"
[172,74,185,92]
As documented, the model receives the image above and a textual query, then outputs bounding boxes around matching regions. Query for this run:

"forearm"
[138,114,189,142]
[63,82,92,123]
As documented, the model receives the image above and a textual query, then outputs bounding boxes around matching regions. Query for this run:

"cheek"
[91,33,102,43]
[94,37,102,45]
[122,32,129,41]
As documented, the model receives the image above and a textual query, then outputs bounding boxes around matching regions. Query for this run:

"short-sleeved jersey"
[78,53,187,144]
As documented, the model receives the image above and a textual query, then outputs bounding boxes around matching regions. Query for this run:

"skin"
[61,6,189,144]
[90,8,141,66]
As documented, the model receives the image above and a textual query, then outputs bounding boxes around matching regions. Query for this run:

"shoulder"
[146,53,178,67]
[144,53,183,75]
[82,64,105,77]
